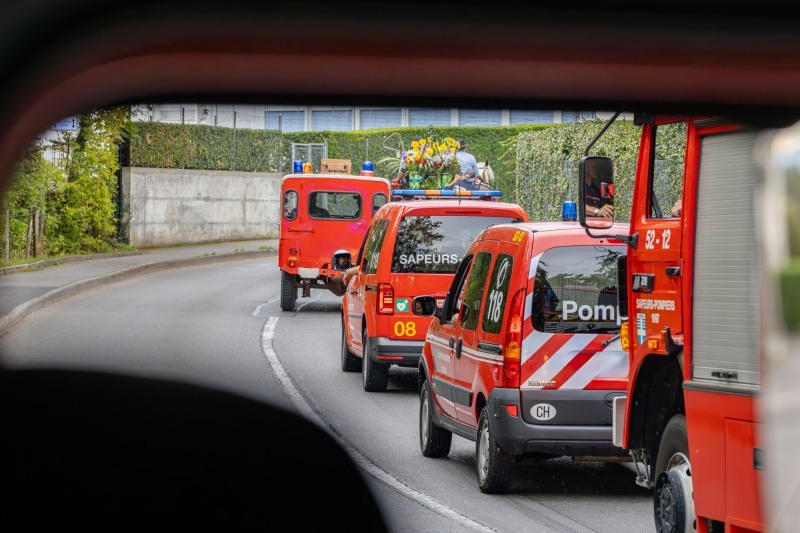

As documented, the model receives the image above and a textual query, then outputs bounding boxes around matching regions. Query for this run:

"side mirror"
[412,296,437,316]
[578,156,615,230]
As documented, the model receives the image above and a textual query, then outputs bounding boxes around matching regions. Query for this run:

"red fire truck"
[578,114,765,532]
[279,161,391,311]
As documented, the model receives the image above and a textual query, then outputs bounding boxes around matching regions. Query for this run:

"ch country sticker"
[636,313,647,344]
[531,403,557,421]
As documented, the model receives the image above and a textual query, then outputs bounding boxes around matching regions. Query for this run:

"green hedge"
[131,123,553,191]
[130,120,690,221]
[511,119,685,221]
[131,123,283,172]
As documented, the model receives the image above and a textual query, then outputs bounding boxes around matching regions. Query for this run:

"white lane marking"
[295,290,323,311]
[252,296,279,316]
[259,318,494,533]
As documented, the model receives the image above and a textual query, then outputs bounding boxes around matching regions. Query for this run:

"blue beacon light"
[562,201,577,221]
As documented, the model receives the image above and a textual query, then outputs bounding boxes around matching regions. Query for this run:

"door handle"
[455,338,463,359]
[350,290,358,296]
[449,337,455,348]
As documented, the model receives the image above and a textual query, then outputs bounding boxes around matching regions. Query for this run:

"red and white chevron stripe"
[519,331,628,391]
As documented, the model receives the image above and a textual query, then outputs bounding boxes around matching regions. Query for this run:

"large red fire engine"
[578,114,765,533]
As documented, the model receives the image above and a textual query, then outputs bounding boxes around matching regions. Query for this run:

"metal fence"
[290,143,328,174]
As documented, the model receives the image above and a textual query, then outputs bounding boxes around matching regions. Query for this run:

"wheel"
[419,380,451,458]
[361,329,389,392]
[341,316,361,372]
[280,271,297,311]
[476,406,515,493]
[653,414,695,533]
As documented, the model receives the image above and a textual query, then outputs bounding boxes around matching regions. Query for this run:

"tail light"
[288,256,298,267]
[503,289,525,387]
[620,321,630,351]
[378,283,394,315]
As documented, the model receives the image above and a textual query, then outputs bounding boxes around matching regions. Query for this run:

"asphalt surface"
[0,252,653,532]
[0,239,278,336]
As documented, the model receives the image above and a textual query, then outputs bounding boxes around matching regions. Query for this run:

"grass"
[0,245,139,269]
[1,240,276,269]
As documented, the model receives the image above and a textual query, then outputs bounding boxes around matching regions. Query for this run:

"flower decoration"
[404,136,461,179]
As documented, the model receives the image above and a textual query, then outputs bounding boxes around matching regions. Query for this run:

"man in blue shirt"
[445,138,482,191]
[455,138,479,180]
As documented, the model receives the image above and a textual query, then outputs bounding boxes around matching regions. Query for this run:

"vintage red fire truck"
[279,161,391,311]
[578,114,765,532]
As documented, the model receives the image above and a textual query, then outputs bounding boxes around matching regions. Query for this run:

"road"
[0,256,652,533]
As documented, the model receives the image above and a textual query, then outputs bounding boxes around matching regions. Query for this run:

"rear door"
[284,178,370,273]
[520,244,629,425]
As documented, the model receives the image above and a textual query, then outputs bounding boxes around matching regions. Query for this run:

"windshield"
[391,215,518,274]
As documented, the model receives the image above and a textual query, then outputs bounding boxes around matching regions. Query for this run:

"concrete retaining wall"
[122,168,282,247]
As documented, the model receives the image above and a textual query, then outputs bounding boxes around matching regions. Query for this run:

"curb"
[0,249,277,338]
[0,250,143,276]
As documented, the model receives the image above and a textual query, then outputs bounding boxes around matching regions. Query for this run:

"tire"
[419,380,451,458]
[361,329,389,392]
[476,406,515,494]
[653,414,695,533]
[341,316,361,372]
[280,271,297,312]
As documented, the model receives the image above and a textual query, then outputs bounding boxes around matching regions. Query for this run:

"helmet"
[332,249,352,271]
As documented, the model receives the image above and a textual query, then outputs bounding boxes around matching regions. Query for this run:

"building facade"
[133,104,624,132]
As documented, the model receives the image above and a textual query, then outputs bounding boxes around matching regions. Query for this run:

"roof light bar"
[391,189,502,198]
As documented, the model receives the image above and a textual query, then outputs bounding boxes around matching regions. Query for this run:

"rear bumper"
[367,336,424,365]
[487,388,627,457]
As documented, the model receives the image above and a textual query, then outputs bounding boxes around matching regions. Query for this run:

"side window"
[649,121,687,219]
[283,190,298,221]
[355,230,369,269]
[447,254,474,324]
[460,252,492,331]
[372,193,387,216]
[482,254,514,334]
[361,219,389,274]
[530,246,625,334]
